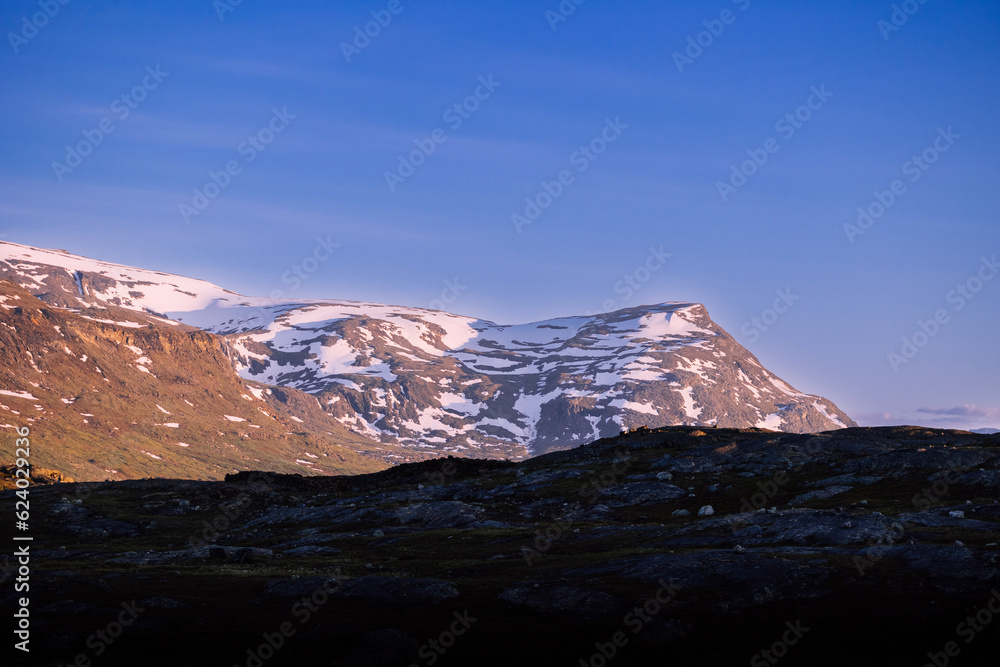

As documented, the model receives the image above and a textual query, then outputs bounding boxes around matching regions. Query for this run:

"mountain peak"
[1,241,856,470]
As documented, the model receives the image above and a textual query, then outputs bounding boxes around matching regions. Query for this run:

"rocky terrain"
[4,425,998,666]
[1,241,856,474]
[0,280,425,481]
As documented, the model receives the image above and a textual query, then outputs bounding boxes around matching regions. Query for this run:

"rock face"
[7,426,999,666]
[216,300,856,457]
[0,280,422,481]
[1,241,856,464]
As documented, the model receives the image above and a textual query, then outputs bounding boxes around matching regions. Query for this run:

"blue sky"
[1,0,998,430]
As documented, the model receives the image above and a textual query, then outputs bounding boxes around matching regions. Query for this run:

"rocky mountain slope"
[0,280,425,482]
[0,241,856,467]
[5,426,997,666]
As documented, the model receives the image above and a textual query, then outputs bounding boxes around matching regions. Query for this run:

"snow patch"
[676,387,702,420]
[80,316,145,328]
[0,390,37,400]
[757,413,784,430]
[812,401,847,428]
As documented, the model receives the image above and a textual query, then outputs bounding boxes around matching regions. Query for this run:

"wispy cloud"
[917,405,998,419]
[854,406,998,430]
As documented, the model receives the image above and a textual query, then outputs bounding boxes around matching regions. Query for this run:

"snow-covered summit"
[1,240,856,456]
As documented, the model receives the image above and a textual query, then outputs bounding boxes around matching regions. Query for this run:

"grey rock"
[955,470,1000,488]
[597,481,687,506]
[789,485,853,506]
[282,546,343,557]
[896,513,999,532]
[519,468,582,486]
[809,474,883,488]
[105,545,272,566]
[395,501,484,529]
[243,503,389,531]
[729,511,904,547]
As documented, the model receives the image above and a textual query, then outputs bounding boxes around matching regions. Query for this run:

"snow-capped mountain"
[0,241,856,458]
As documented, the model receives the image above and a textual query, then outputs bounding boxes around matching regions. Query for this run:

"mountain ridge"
[0,279,427,481]
[1,240,857,471]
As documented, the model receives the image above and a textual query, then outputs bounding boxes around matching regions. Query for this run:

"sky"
[1,0,998,431]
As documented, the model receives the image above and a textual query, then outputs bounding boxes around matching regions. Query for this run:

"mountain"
[973,428,1000,435]
[0,279,426,482]
[0,241,855,471]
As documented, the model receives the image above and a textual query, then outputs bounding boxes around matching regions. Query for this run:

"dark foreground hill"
[3,425,999,666]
